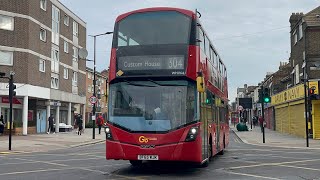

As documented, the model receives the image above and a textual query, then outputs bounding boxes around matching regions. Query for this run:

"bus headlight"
[185,126,199,142]
[104,126,113,140]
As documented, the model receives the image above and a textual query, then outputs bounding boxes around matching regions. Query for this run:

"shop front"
[271,84,306,138]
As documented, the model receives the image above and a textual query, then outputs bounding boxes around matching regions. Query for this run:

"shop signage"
[271,84,304,105]
[50,101,61,106]
[1,97,22,104]
[308,81,319,94]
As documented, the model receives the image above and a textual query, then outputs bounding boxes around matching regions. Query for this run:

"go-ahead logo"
[138,136,157,143]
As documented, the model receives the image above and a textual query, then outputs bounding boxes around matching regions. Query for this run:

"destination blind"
[117,55,185,71]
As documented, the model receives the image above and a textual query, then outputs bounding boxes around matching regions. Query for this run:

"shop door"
[37,110,47,133]
[312,101,320,139]
[289,103,305,137]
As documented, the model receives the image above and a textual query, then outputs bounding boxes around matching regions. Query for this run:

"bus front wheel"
[130,160,143,167]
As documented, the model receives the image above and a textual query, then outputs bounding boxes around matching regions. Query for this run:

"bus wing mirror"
[196,76,205,92]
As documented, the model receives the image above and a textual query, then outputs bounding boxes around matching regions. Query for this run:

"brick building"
[0,0,86,135]
[271,6,320,139]
[85,68,108,124]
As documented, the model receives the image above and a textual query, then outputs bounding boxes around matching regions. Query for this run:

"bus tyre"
[209,136,213,161]
[130,160,142,167]
[201,159,209,168]
[218,136,225,155]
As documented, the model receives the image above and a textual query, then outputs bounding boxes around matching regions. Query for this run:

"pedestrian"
[252,116,257,128]
[73,114,78,134]
[96,114,104,134]
[0,114,4,135]
[77,114,83,135]
[47,114,55,134]
[259,116,264,133]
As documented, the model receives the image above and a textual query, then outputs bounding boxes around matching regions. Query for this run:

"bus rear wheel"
[218,135,225,155]
[130,160,142,167]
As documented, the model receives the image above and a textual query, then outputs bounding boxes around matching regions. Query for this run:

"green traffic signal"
[264,97,270,103]
[206,98,210,104]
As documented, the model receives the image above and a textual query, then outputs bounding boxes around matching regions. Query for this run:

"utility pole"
[89,31,113,140]
[8,74,13,150]
[259,86,266,143]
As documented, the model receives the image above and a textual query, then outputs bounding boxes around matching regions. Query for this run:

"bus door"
[215,106,220,151]
[200,92,208,161]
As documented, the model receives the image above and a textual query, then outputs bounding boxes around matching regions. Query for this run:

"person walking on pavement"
[47,114,55,134]
[259,116,264,133]
[96,114,104,134]
[0,114,4,135]
[77,114,83,135]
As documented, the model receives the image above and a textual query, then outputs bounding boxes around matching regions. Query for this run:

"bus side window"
[198,28,205,52]
[205,36,210,58]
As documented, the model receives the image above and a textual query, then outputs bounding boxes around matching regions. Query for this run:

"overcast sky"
[60,0,319,102]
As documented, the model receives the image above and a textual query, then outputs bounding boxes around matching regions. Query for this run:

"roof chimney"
[289,12,304,30]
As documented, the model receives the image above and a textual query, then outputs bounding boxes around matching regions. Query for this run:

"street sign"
[238,98,253,109]
[89,96,97,104]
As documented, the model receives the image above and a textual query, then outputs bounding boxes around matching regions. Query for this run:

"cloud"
[59,0,319,103]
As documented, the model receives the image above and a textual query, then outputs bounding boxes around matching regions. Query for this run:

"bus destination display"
[118,55,185,71]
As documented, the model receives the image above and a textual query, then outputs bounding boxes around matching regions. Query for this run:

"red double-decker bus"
[106,7,229,167]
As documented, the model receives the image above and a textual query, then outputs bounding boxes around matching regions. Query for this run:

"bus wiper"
[147,79,186,86]
[123,80,156,87]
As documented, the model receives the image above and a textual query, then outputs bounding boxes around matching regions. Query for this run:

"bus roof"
[115,7,195,22]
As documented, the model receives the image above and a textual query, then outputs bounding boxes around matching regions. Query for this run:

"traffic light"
[263,87,271,103]
[309,87,316,100]
[12,84,16,97]
[205,92,212,105]
[258,88,263,103]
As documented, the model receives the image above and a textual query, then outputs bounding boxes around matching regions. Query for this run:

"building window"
[88,73,91,79]
[72,72,78,86]
[88,85,91,93]
[0,50,13,66]
[51,75,59,89]
[73,21,78,37]
[64,15,69,26]
[39,59,45,72]
[51,47,59,73]
[91,85,94,93]
[293,30,297,45]
[72,47,78,61]
[0,15,14,31]
[64,41,68,53]
[299,24,303,40]
[40,28,46,42]
[52,6,60,45]
[40,0,47,11]
[63,68,68,79]
[295,64,299,84]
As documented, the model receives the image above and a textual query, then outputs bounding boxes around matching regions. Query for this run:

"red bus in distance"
[106,7,229,167]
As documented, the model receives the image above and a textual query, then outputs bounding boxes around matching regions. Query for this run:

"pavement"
[231,123,320,149]
[0,128,104,153]
[1,131,320,180]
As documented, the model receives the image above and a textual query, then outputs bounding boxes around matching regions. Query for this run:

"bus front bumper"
[106,140,202,163]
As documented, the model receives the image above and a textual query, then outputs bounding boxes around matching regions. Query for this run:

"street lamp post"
[89,32,113,140]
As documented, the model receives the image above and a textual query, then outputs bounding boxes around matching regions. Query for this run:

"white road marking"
[227,158,320,170]
[13,157,68,167]
[278,165,320,172]
[226,171,281,180]
[0,163,129,176]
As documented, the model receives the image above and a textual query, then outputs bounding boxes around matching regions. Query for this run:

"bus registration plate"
[138,155,159,160]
